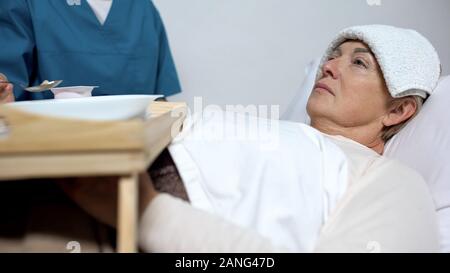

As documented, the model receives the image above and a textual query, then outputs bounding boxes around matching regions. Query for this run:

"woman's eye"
[354,59,368,68]
[327,54,339,61]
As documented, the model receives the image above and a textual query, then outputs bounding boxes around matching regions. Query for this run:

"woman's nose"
[322,58,340,79]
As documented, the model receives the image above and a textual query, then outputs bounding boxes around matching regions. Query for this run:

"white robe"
[167,110,348,252]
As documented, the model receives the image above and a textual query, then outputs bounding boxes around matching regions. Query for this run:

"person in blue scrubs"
[0,1,182,251]
[0,0,181,102]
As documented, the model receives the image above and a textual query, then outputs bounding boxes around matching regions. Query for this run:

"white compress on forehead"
[316,25,441,99]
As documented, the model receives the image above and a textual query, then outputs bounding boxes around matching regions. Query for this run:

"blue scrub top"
[0,0,181,101]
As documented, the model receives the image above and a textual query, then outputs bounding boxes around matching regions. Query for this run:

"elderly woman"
[44,25,441,253]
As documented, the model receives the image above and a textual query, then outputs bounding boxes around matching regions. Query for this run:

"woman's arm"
[139,193,287,253]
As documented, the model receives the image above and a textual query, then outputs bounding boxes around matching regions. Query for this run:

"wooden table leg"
[117,173,138,253]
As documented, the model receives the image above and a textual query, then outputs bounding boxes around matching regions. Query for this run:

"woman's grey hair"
[381,95,424,143]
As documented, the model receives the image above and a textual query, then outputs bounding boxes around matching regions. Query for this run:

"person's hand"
[57,173,159,228]
[0,73,15,104]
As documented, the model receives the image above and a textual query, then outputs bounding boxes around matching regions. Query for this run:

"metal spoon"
[23,80,63,92]
[0,79,63,92]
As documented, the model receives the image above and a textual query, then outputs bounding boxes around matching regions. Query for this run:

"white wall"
[154,0,450,114]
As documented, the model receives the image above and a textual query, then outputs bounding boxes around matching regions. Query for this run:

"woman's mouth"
[314,82,335,96]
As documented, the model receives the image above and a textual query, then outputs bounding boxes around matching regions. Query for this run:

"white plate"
[7,95,163,121]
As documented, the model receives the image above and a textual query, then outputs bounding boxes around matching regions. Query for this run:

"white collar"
[86,0,113,25]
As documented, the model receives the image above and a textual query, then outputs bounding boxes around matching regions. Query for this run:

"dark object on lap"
[148,148,189,202]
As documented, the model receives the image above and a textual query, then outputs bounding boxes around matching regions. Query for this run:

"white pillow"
[283,60,450,253]
[282,58,320,123]
[385,75,450,253]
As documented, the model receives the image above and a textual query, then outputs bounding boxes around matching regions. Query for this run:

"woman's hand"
[58,172,159,228]
[0,73,15,104]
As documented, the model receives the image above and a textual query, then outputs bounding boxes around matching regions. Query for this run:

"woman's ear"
[382,97,417,127]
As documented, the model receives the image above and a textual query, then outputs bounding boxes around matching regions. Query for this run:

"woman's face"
[307,41,391,129]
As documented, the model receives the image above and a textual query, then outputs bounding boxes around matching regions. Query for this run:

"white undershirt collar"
[86,0,113,25]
